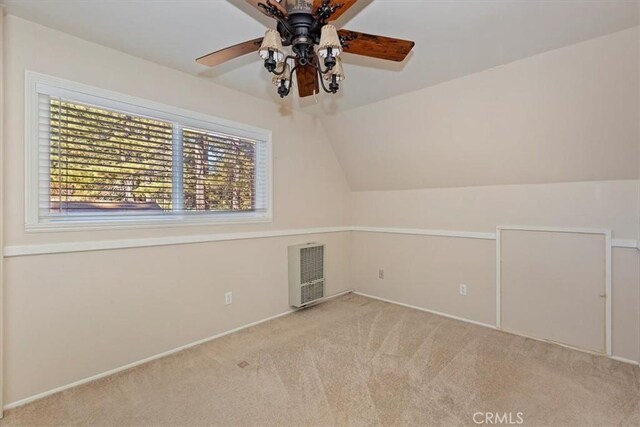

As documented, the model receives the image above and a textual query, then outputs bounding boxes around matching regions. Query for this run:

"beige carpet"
[1,293,639,426]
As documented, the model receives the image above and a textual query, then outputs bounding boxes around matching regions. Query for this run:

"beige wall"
[4,232,350,404]
[323,27,640,191]
[345,28,640,363]
[350,183,640,363]
[352,233,640,363]
[2,16,352,404]
[612,247,640,361]
[352,233,496,326]
[352,181,639,239]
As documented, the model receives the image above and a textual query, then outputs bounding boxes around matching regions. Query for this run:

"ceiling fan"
[196,0,415,98]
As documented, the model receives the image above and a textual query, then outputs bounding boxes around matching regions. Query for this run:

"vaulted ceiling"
[4,0,639,113]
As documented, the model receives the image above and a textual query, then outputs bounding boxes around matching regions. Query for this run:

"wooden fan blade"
[246,0,288,17]
[338,29,415,62]
[196,38,263,67]
[296,60,319,98]
[313,0,358,21]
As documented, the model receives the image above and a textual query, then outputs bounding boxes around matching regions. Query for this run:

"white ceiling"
[4,0,639,113]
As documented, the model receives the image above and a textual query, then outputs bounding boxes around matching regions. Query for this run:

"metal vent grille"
[300,246,324,284]
[301,280,324,304]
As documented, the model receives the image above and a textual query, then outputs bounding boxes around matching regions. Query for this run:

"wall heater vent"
[289,243,325,307]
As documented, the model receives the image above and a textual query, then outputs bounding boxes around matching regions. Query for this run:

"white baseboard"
[4,289,354,411]
[353,291,498,330]
[611,356,640,366]
[354,291,640,367]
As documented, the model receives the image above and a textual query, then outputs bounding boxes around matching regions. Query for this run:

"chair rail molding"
[3,225,637,257]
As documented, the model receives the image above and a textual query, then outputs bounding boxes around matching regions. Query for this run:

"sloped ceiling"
[3,0,638,114]
[322,27,640,191]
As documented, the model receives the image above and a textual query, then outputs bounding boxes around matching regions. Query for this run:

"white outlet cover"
[225,292,233,305]
[459,284,467,296]
[378,269,385,279]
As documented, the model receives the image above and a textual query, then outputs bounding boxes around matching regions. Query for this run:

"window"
[26,72,271,230]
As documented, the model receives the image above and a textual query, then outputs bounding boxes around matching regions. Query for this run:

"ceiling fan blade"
[246,0,288,17]
[196,38,264,67]
[313,0,358,21]
[338,29,415,62]
[295,60,319,98]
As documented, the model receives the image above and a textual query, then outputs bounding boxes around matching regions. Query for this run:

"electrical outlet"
[225,291,233,305]
[378,269,385,279]
[459,284,467,296]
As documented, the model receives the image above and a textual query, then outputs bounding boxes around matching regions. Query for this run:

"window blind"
[183,128,259,213]
[34,88,269,227]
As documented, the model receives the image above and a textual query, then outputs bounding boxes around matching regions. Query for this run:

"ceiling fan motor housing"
[284,3,317,65]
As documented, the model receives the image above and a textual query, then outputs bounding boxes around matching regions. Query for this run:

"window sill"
[25,213,273,233]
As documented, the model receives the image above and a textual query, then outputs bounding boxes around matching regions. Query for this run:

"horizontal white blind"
[43,96,174,217]
[36,92,269,225]
[182,128,259,213]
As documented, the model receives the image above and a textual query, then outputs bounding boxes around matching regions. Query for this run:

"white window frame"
[24,71,273,232]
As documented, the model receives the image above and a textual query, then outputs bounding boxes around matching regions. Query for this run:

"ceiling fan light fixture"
[259,29,285,62]
[318,25,342,58]
[272,62,292,87]
[323,56,345,81]
[322,56,344,94]
[272,62,292,98]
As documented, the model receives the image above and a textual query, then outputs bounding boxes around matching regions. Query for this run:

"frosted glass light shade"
[259,29,285,62]
[272,63,292,88]
[323,57,345,81]
[318,25,342,58]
